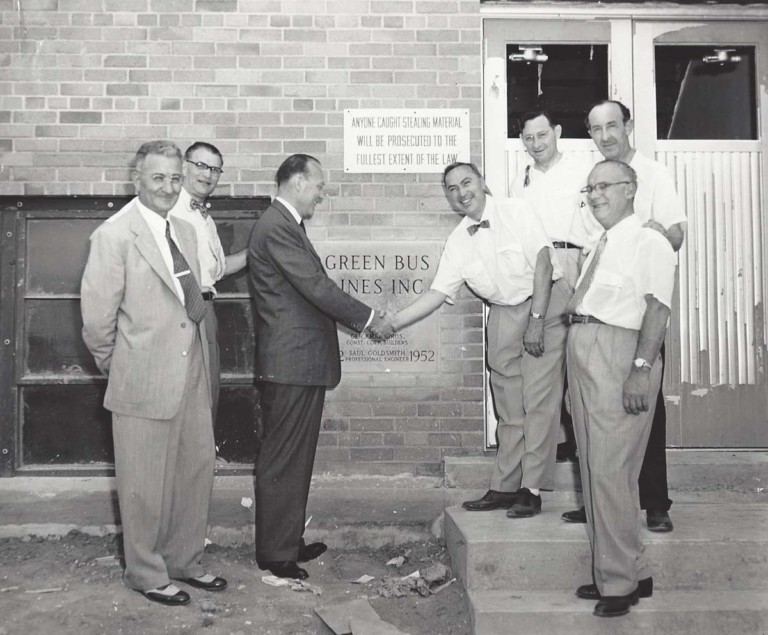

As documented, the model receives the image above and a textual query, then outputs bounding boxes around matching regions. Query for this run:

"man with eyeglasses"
[81,140,226,606]
[168,142,247,423]
[561,100,687,533]
[511,110,601,464]
[567,159,676,617]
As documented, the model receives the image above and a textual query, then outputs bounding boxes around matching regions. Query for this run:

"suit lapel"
[271,200,325,270]
[129,205,182,301]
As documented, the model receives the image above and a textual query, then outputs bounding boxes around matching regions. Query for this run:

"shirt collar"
[275,196,303,226]
[135,198,172,234]
[605,213,641,238]
[465,196,494,228]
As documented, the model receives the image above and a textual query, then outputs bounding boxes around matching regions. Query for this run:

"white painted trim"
[480,2,768,21]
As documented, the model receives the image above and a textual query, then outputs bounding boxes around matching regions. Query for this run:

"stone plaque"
[316,241,442,372]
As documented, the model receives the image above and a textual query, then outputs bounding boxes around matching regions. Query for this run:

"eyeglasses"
[580,181,631,195]
[186,159,223,175]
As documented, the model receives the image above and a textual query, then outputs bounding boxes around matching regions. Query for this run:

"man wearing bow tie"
[377,162,570,519]
[168,142,247,422]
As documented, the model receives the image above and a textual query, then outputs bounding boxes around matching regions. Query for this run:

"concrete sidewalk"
[0,472,447,548]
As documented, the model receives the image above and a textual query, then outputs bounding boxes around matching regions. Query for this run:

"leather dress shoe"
[462,489,519,511]
[506,488,541,518]
[298,541,327,563]
[140,584,191,606]
[176,575,228,591]
[594,589,640,617]
[646,509,674,532]
[577,577,653,600]
[259,561,309,580]
[561,506,586,523]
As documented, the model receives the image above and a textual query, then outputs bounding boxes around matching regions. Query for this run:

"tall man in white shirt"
[562,100,686,532]
[511,110,599,463]
[567,159,676,617]
[169,142,247,423]
[377,162,571,518]
[81,140,226,606]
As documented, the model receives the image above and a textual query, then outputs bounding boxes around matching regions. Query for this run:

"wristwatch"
[633,357,652,370]
[530,312,544,320]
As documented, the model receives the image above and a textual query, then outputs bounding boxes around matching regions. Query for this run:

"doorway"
[483,18,768,449]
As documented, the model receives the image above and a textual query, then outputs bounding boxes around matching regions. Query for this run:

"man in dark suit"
[248,154,391,580]
[81,140,226,605]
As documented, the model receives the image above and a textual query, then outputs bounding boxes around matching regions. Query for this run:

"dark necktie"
[467,219,490,236]
[165,221,207,323]
[567,232,607,313]
[190,198,208,218]
[299,220,307,233]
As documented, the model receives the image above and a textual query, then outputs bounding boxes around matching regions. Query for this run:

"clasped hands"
[368,310,397,340]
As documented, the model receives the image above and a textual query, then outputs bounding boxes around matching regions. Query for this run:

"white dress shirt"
[574,214,676,330]
[430,196,562,306]
[168,188,226,292]
[629,152,687,230]
[510,155,601,250]
[134,199,185,303]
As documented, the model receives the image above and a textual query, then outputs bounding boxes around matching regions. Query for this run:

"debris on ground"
[261,574,322,595]
[386,555,405,567]
[24,587,63,594]
[239,497,253,509]
[352,574,375,584]
[315,598,411,635]
[93,555,120,567]
[374,561,452,598]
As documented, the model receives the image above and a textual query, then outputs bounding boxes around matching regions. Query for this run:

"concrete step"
[444,451,768,503]
[445,503,768,592]
[469,589,768,635]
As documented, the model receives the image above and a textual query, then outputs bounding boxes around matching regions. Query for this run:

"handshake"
[368,310,398,340]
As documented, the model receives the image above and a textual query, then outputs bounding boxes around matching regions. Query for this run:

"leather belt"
[202,291,215,301]
[552,241,582,249]
[568,314,604,325]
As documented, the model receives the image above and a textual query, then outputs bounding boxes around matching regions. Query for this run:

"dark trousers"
[254,381,325,563]
[639,343,673,512]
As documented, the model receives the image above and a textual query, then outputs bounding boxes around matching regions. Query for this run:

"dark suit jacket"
[247,199,372,388]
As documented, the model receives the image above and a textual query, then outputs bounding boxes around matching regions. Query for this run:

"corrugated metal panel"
[659,150,762,386]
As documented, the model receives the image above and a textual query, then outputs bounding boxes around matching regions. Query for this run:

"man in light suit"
[81,140,226,606]
[248,154,391,580]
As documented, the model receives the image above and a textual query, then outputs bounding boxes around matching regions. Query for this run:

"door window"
[655,45,757,140]
[506,44,608,138]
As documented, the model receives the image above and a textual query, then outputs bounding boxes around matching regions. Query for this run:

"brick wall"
[1,0,486,475]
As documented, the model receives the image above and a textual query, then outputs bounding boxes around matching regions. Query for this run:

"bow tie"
[190,199,208,218]
[467,219,490,236]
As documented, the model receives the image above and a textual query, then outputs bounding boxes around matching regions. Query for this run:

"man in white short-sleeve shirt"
[561,100,686,532]
[379,162,572,519]
[568,159,676,617]
[510,110,600,465]
[168,142,247,423]
[510,110,599,287]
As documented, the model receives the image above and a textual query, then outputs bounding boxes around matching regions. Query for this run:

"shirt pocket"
[461,259,499,300]
[588,269,624,307]
[497,242,529,277]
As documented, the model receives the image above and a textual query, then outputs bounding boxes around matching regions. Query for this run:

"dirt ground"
[0,532,471,635]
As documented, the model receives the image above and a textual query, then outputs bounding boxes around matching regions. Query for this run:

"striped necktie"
[567,232,607,314]
[165,221,207,323]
